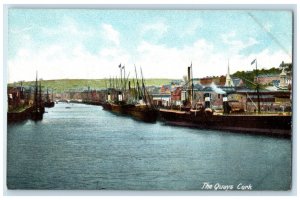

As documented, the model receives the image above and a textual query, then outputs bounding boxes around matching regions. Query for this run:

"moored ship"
[159,63,292,137]
[159,108,291,136]
[102,64,158,123]
[127,104,158,123]
[44,88,55,108]
[31,73,44,121]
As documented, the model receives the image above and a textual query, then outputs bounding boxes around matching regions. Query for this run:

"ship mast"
[253,59,261,113]
[140,67,148,106]
[191,62,194,108]
[34,71,38,113]
[46,88,49,103]
[255,59,260,114]
[134,65,141,102]
[39,81,42,109]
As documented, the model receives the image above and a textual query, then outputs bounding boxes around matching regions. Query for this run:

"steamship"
[159,64,292,137]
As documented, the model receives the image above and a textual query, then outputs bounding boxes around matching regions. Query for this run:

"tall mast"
[46,88,49,102]
[38,79,42,109]
[51,89,53,101]
[123,65,126,90]
[191,62,193,107]
[134,65,141,101]
[119,63,122,88]
[255,59,261,113]
[140,67,148,105]
[35,71,38,112]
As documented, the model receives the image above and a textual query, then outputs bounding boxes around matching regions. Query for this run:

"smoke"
[210,82,226,94]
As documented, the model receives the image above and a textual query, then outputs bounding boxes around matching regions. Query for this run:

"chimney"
[188,67,191,102]
[204,93,211,108]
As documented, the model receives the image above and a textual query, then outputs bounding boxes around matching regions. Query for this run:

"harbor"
[5,8,293,192]
[7,102,292,190]
[7,61,292,137]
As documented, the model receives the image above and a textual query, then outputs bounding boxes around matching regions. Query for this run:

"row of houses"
[7,86,34,111]
[151,63,292,113]
[8,62,292,114]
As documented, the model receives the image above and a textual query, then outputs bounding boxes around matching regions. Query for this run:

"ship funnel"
[107,92,111,101]
[118,91,123,101]
[223,94,230,114]
[204,93,211,108]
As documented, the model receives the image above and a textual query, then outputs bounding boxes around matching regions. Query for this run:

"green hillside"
[9,78,173,93]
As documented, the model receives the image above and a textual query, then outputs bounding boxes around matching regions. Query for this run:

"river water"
[7,103,292,190]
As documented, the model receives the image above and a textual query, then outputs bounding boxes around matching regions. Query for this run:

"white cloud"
[8,34,292,83]
[8,22,291,84]
[8,42,132,83]
[221,31,258,55]
[101,23,120,46]
[10,26,33,34]
[41,17,94,39]
[180,19,203,37]
[132,39,291,80]
[141,21,169,40]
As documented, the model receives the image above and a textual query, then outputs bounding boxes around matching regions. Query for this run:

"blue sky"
[7,9,292,82]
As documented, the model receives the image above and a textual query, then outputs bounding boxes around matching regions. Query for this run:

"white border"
[1,1,299,199]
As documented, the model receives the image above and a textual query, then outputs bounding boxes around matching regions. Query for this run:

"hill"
[8,78,173,93]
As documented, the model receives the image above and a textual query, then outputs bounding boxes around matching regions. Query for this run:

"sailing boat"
[31,73,44,121]
[102,65,134,115]
[126,66,158,122]
[44,88,55,108]
[102,64,158,122]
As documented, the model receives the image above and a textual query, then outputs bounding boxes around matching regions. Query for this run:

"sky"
[7,9,293,83]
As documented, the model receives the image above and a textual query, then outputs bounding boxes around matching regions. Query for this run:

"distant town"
[8,61,292,116]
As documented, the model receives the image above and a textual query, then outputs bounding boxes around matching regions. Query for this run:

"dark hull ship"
[44,101,55,108]
[159,109,291,137]
[159,64,292,137]
[127,105,158,123]
[102,65,158,123]
[31,73,44,121]
[44,88,55,108]
[110,102,134,115]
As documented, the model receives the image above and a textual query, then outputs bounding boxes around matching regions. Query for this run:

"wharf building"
[150,62,292,114]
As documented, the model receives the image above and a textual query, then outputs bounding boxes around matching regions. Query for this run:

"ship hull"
[128,105,158,123]
[102,102,134,115]
[7,106,34,123]
[159,109,292,137]
[110,103,134,115]
[30,110,43,121]
[102,102,158,123]
[102,102,112,111]
[44,101,55,108]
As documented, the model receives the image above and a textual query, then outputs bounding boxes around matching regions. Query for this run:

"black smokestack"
[204,93,210,108]
[188,67,191,102]
[223,94,230,114]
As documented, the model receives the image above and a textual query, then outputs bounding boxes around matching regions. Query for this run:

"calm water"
[7,103,292,190]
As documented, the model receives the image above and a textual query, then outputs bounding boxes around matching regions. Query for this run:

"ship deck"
[160,108,291,117]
